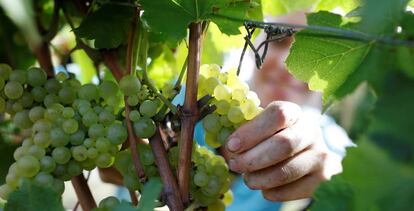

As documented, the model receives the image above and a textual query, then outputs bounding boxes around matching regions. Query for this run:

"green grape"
[58,86,77,105]
[143,165,158,177]
[202,113,221,133]
[56,72,68,81]
[29,106,45,122]
[129,110,141,122]
[214,100,230,115]
[137,86,149,100]
[20,92,34,108]
[204,77,220,94]
[246,91,261,106]
[27,67,47,87]
[50,128,70,147]
[107,122,127,145]
[70,130,85,146]
[13,110,32,129]
[227,106,244,123]
[222,191,233,206]
[192,189,216,207]
[40,156,56,173]
[231,89,246,102]
[22,138,33,147]
[52,147,71,164]
[194,171,209,187]
[67,160,83,177]
[139,100,158,117]
[34,172,54,186]
[62,79,81,90]
[78,84,99,101]
[33,119,52,132]
[82,111,99,127]
[137,144,154,165]
[0,97,5,112]
[218,72,228,83]
[62,119,78,134]
[28,145,46,159]
[99,80,119,99]
[217,127,233,145]
[80,159,96,171]
[119,75,141,96]
[95,153,114,168]
[44,94,60,107]
[205,131,220,148]
[51,179,65,194]
[202,176,221,196]
[62,107,75,118]
[83,138,94,148]
[78,104,93,116]
[13,147,26,160]
[93,105,103,113]
[96,137,111,152]
[5,100,14,114]
[53,164,69,180]
[127,95,139,106]
[88,123,105,139]
[33,131,51,148]
[99,109,115,125]
[0,184,14,200]
[16,155,40,178]
[44,78,61,94]
[12,101,23,112]
[31,86,47,102]
[214,84,232,100]
[99,196,120,209]
[9,69,27,84]
[133,117,156,138]
[168,146,179,168]
[0,63,12,79]
[6,172,20,188]
[114,150,131,174]
[207,200,225,211]
[87,147,98,159]
[4,81,23,99]
[241,99,259,120]
[71,145,88,161]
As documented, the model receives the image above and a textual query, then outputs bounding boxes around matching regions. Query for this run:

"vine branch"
[71,174,97,211]
[149,126,184,211]
[178,22,203,205]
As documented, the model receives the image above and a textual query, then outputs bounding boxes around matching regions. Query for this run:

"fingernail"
[229,159,239,172]
[227,138,240,152]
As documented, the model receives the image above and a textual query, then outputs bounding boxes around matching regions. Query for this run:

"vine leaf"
[286,11,372,103]
[137,177,163,211]
[140,0,261,42]
[312,139,414,211]
[4,181,64,211]
[75,4,134,49]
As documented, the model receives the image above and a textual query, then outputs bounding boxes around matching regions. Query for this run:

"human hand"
[223,101,343,201]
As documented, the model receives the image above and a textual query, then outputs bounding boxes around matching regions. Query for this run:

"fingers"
[226,101,301,154]
[262,172,327,202]
[228,116,319,173]
[243,148,326,190]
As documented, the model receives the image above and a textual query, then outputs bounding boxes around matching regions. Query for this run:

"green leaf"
[286,11,372,103]
[315,0,360,14]
[261,0,317,16]
[110,201,137,211]
[75,4,134,49]
[312,139,414,211]
[5,181,64,211]
[137,177,163,211]
[396,46,414,79]
[358,0,409,34]
[140,0,262,42]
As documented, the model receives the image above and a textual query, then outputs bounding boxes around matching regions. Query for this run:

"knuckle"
[276,134,294,156]
[277,165,293,185]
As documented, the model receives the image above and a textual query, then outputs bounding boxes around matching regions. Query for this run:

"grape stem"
[149,126,184,211]
[178,22,203,205]
[126,7,140,76]
[124,97,147,180]
[71,174,97,211]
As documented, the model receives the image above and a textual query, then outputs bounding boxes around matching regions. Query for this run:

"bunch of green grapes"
[114,143,159,191]
[190,146,232,209]
[0,65,128,200]
[198,64,263,148]
[119,75,160,139]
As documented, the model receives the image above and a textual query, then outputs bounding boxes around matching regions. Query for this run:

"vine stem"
[178,22,202,205]
[124,97,146,179]
[33,42,54,77]
[149,126,184,211]
[126,7,140,75]
[71,174,97,211]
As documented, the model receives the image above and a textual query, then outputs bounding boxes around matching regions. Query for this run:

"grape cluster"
[0,64,128,200]
[198,64,263,148]
[114,144,232,209]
